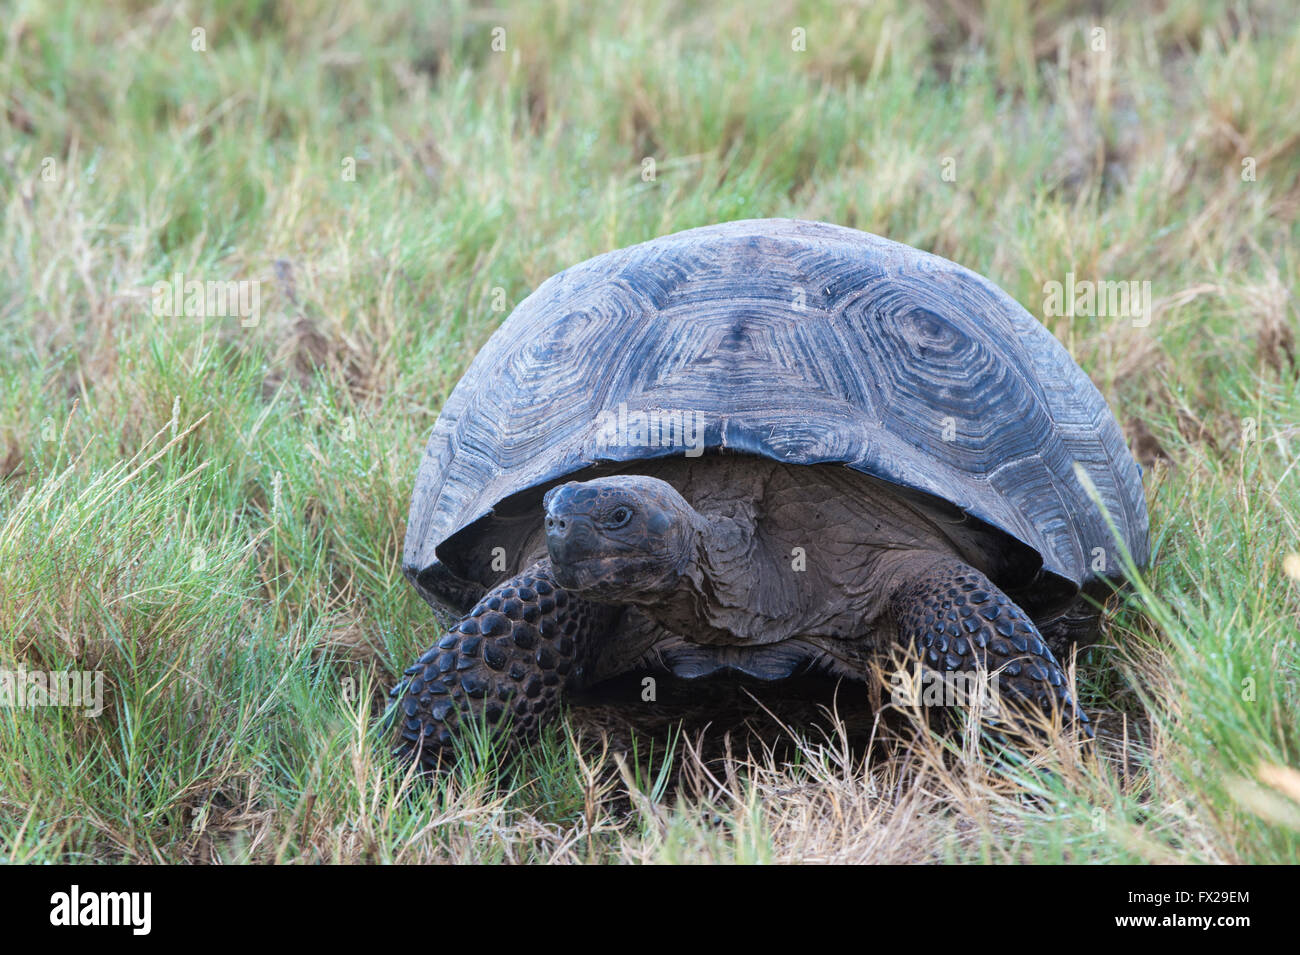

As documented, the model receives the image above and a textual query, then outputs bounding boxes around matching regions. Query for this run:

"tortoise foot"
[888,555,1093,738]
[391,560,617,771]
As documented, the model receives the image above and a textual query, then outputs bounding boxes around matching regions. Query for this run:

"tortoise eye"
[607,506,633,528]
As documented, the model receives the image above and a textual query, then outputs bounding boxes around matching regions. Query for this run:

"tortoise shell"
[404,219,1148,616]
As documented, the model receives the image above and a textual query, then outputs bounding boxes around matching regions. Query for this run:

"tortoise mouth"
[548,550,677,601]
[549,555,603,592]
[549,556,651,600]
[546,514,663,597]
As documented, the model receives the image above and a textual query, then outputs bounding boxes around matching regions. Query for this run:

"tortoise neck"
[622,512,756,643]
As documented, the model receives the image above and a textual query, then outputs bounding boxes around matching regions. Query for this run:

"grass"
[0,0,1297,863]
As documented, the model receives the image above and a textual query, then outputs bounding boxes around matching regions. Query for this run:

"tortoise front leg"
[886,554,1092,737]
[391,560,618,770]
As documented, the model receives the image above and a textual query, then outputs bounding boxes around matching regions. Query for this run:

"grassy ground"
[1,0,1297,863]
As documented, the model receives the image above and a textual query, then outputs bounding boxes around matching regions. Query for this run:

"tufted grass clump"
[1,0,1298,863]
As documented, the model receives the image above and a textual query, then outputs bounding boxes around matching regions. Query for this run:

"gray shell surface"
[405,218,1149,613]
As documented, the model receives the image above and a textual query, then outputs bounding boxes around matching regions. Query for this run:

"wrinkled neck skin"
[619,499,817,645]
[620,505,711,601]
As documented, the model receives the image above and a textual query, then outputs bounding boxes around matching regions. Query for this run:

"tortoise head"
[543,475,702,601]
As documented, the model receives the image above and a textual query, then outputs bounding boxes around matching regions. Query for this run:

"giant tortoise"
[391,218,1149,769]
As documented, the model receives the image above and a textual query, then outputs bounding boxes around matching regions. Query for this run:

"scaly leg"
[391,560,618,770]
[887,554,1092,736]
